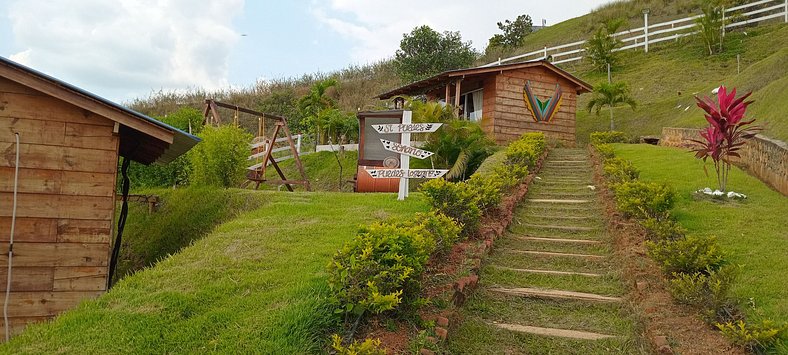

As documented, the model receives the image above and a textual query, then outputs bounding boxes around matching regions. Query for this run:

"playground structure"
[202,99,310,191]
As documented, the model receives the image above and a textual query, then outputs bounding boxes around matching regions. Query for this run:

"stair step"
[522,215,595,221]
[492,265,602,277]
[489,287,622,303]
[528,199,592,204]
[521,223,595,232]
[506,249,606,259]
[492,323,618,340]
[515,236,601,244]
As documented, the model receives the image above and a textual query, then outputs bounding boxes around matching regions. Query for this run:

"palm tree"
[298,78,338,144]
[421,119,495,181]
[586,81,637,131]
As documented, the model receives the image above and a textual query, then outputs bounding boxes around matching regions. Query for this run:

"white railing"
[482,0,787,67]
[247,134,306,171]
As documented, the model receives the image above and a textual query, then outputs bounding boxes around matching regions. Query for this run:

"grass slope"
[114,188,265,282]
[259,151,358,192]
[612,144,788,328]
[2,191,428,354]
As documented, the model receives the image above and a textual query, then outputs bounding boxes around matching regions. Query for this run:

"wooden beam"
[454,79,462,107]
[0,63,173,144]
[445,84,450,103]
[210,100,285,121]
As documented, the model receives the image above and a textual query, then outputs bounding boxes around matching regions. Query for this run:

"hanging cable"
[107,157,130,290]
[4,133,20,341]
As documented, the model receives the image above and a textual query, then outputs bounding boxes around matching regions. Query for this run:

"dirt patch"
[588,147,744,355]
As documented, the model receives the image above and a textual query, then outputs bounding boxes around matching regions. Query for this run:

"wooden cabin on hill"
[0,56,199,337]
[377,60,592,146]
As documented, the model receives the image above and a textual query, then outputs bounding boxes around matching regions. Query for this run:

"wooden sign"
[365,168,448,179]
[371,123,442,134]
[380,139,433,159]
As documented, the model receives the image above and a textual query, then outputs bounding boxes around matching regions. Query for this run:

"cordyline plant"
[690,86,759,192]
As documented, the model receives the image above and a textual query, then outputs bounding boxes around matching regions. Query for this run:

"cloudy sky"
[0,0,609,102]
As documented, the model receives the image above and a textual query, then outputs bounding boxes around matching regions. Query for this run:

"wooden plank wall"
[0,77,115,337]
[484,67,578,146]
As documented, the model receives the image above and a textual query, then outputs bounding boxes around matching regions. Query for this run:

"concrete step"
[520,214,596,221]
[527,199,592,204]
[505,249,606,259]
[521,223,596,232]
[489,287,622,303]
[491,323,618,340]
[514,236,601,244]
[491,265,602,277]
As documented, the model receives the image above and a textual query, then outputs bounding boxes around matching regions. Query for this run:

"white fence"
[247,134,309,171]
[482,0,788,67]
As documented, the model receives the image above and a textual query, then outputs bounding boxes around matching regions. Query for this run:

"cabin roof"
[377,60,593,99]
[0,56,200,164]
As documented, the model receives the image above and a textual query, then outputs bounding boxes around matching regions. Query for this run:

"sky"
[0,0,610,102]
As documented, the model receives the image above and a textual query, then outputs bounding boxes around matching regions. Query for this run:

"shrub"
[603,157,639,184]
[647,235,726,275]
[467,174,504,213]
[189,125,252,187]
[420,178,481,237]
[669,265,738,322]
[612,180,675,220]
[590,131,627,145]
[327,221,436,319]
[331,334,386,355]
[594,143,616,161]
[392,212,461,256]
[473,150,507,177]
[716,319,788,352]
[506,132,546,168]
[642,216,686,241]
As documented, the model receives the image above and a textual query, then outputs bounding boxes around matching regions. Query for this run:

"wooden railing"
[482,0,787,67]
[247,134,308,171]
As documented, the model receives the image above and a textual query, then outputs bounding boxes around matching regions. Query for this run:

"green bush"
[391,211,461,256]
[594,143,616,160]
[188,125,253,187]
[590,131,627,145]
[327,221,435,319]
[603,157,639,184]
[669,265,738,322]
[612,180,675,220]
[331,334,386,355]
[467,174,504,213]
[642,216,686,241]
[420,178,481,237]
[647,235,726,275]
[506,132,546,168]
[716,319,788,352]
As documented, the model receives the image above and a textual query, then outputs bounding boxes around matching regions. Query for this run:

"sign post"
[364,110,446,201]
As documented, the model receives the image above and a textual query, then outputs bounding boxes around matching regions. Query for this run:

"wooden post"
[454,79,462,107]
[398,110,412,201]
[281,122,311,191]
[258,116,263,137]
[445,83,450,104]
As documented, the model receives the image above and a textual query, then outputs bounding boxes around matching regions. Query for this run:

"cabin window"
[460,89,483,122]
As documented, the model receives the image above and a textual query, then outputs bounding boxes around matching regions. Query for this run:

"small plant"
[584,18,626,72]
[331,334,387,355]
[695,0,724,56]
[505,132,546,168]
[716,319,788,352]
[642,216,686,241]
[690,86,759,192]
[594,143,616,160]
[467,174,504,213]
[420,178,482,237]
[647,235,726,275]
[188,125,253,188]
[590,131,627,145]
[603,157,639,184]
[612,180,675,220]
[394,211,462,256]
[669,265,738,322]
[586,82,637,131]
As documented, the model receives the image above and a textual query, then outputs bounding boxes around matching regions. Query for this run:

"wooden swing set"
[202,99,311,191]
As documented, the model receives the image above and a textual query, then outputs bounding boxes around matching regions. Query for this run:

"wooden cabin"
[378,60,592,146]
[0,56,199,337]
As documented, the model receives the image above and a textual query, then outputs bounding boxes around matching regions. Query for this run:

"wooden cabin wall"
[486,67,578,146]
[0,77,117,337]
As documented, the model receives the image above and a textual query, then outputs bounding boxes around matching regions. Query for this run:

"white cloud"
[311,0,607,64]
[7,0,244,101]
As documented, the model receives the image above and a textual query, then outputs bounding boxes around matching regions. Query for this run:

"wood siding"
[0,77,117,337]
[482,67,578,146]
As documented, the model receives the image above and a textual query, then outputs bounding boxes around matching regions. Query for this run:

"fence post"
[643,9,650,53]
[722,6,726,38]
[296,134,302,154]
[785,0,787,23]
[543,46,548,59]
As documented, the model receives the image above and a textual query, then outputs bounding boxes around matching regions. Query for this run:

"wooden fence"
[482,0,788,67]
[247,134,309,171]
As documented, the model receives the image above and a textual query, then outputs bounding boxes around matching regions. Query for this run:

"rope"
[107,158,131,290]
[4,133,20,341]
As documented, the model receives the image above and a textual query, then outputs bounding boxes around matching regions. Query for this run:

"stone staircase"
[448,148,644,354]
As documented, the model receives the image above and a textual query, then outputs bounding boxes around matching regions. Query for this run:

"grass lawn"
[612,144,788,325]
[260,151,358,192]
[1,191,428,354]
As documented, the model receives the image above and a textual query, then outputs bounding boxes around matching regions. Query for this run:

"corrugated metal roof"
[0,55,200,164]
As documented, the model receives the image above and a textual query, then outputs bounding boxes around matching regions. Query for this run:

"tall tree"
[394,25,477,82]
[487,14,534,50]
[298,79,338,144]
[586,81,637,130]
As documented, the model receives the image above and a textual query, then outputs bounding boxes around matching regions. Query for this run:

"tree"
[584,18,625,72]
[420,119,495,181]
[394,25,477,82]
[487,14,533,50]
[259,88,299,130]
[297,79,338,144]
[586,81,637,131]
[696,0,725,55]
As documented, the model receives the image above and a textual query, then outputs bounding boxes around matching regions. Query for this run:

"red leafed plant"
[690,86,759,192]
